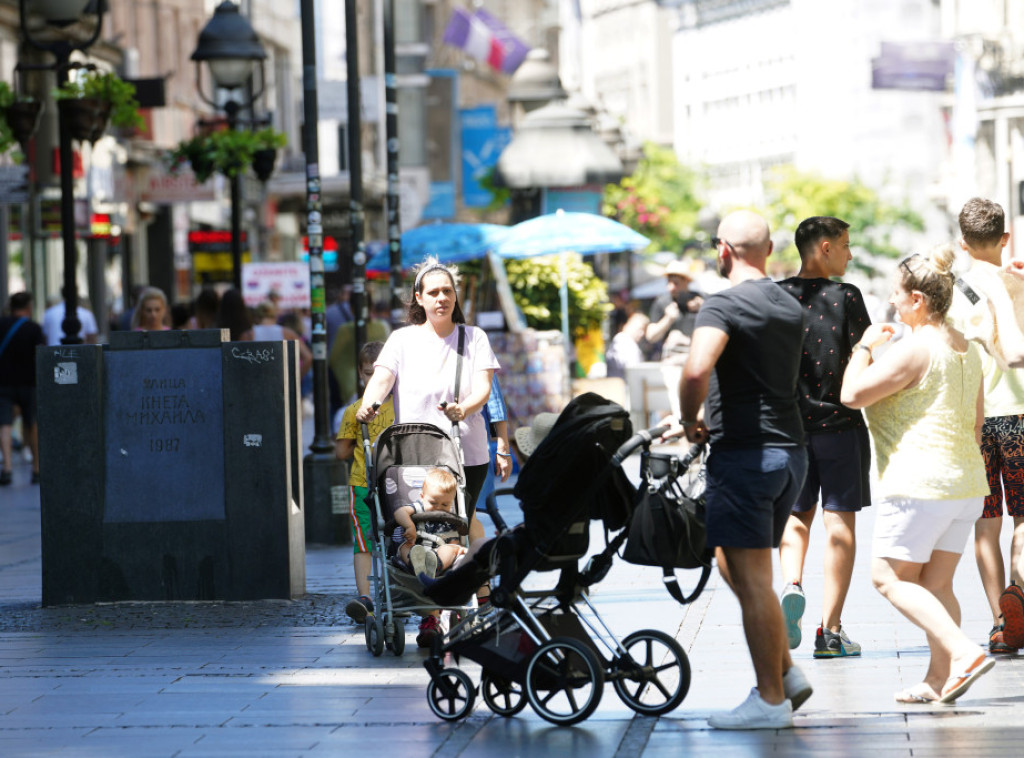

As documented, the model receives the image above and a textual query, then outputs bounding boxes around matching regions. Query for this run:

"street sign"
[0,165,29,205]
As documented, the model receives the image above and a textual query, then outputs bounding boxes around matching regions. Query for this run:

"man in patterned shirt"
[776,216,872,659]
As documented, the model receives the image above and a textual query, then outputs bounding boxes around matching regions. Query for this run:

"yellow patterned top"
[865,332,988,500]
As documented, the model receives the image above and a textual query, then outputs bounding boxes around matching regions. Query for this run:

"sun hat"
[513,412,559,459]
[664,259,695,279]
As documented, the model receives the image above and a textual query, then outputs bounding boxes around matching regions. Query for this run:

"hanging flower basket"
[53,70,143,143]
[168,127,286,184]
[1,100,42,148]
[0,81,41,155]
[57,97,111,143]
[252,148,277,181]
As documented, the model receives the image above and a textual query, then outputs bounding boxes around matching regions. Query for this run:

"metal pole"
[383,0,403,327]
[227,102,243,290]
[346,0,367,354]
[56,61,82,345]
[301,0,348,544]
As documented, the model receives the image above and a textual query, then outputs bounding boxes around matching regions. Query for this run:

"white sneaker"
[708,688,794,730]
[780,582,806,649]
[782,665,813,711]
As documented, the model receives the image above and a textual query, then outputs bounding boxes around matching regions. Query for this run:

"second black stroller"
[418,393,707,725]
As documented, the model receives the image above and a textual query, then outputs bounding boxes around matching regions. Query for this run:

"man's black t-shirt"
[695,278,805,449]
[0,316,45,387]
[778,277,870,432]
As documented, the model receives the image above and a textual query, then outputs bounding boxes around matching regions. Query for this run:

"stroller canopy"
[513,393,635,534]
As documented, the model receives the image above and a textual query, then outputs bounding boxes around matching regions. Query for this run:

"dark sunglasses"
[899,253,920,277]
[711,236,736,255]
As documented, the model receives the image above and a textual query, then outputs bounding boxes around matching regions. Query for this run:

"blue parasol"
[366,222,510,271]
[492,211,650,259]
[493,211,649,352]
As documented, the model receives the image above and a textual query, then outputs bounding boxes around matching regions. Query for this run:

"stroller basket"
[447,610,593,685]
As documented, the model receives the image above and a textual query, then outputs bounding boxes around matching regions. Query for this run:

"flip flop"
[938,654,995,703]
[894,684,939,704]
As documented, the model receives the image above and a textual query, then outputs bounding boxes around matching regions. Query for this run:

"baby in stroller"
[393,467,468,579]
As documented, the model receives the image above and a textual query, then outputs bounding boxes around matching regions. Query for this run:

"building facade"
[670,0,948,243]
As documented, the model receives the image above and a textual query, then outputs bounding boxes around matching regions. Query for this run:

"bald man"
[678,210,810,729]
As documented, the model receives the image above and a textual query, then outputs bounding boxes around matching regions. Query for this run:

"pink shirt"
[376,324,499,466]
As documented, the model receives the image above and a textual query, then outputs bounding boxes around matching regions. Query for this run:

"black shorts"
[792,426,871,513]
[0,386,36,427]
[705,446,808,549]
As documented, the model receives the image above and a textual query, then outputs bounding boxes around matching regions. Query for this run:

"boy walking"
[949,198,1024,652]
[336,342,394,623]
[777,217,872,658]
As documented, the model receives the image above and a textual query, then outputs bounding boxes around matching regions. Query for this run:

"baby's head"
[421,467,457,511]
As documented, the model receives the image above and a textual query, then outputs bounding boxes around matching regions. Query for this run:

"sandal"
[938,653,995,703]
[894,683,939,704]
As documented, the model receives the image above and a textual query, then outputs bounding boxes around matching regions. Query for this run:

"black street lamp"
[191,1,267,290]
[18,0,104,345]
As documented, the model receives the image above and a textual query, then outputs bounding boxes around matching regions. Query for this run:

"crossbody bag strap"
[0,317,27,360]
[453,325,465,402]
[955,276,981,306]
[663,564,711,605]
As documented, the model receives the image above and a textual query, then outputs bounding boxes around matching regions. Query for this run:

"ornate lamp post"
[191,1,267,290]
[18,0,104,344]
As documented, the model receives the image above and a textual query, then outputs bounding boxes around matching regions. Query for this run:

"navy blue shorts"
[792,426,871,513]
[705,446,808,549]
[0,386,35,427]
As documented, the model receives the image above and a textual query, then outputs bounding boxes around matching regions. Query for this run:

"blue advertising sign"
[461,105,512,207]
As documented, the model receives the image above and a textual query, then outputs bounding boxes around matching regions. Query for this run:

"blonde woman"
[841,246,993,704]
[130,287,170,331]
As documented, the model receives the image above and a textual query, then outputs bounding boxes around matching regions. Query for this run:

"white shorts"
[872,495,984,564]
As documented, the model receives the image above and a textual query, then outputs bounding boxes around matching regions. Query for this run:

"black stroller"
[359,420,475,656]
[419,393,707,725]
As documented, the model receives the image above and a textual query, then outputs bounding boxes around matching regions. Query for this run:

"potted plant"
[250,127,287,181]
[0,81,42,155]
[53,69,144,143]
[169,127,286,183]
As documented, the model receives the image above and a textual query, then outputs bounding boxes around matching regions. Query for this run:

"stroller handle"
[358,402,382,475]
[611,425,671,466]
[678,441,706,469]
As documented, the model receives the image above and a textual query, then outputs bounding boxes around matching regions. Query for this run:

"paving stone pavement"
[2,431,1024,757]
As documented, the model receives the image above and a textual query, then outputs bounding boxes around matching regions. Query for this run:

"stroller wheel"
[481,671,527,717]
[365,615,385,657]
[426,667,476,721]
[389,616,406,656]
[525,636,605,725]
[612,629,691,716]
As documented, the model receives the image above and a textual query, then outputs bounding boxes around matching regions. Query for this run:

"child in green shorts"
[335,341,394,623]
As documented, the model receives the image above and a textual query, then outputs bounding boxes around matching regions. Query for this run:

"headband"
[414,262,452,292]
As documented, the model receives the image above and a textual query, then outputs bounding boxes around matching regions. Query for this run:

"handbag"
[622,460,712,605]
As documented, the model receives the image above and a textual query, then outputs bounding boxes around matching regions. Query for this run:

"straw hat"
[664,259,699,280]
[513,412,559,459]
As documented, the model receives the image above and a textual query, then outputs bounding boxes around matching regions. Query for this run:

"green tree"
[758,166,924,272]
[603,142,704,252]
[503,253,609,337]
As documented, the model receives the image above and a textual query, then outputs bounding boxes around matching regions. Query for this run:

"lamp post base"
[302,449,351,545]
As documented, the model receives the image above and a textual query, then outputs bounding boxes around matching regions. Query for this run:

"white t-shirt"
[43,303,99,345]
[376,324,499,466]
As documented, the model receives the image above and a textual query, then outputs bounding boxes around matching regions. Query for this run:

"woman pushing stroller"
[356,257,499,646]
